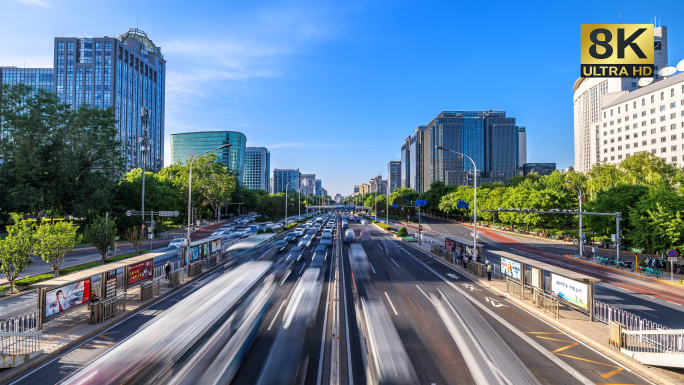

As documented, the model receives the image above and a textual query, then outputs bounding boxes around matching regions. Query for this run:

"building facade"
[388,160,401,194]
[598,72,684,165]
[400,138,410,189]
[170,131,247,181]
[315,179,322,197]
[517,126,527,167]
[244,147,270,191]
[573,25,668,173]
[53,28,167,171]
[522,163,556,176]
[0,67,54,94]
[334,193,343,203]
[273,168,301,194]
[301,174,316,196]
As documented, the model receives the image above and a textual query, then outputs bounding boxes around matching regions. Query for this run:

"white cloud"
[8,0,51,8]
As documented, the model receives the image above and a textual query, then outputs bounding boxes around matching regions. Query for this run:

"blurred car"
[319,232,333,246]
[273,240,289,252]
[168,238,185,248]
[299,231,316,248]
[212,229,228,236]
[312,244,328,266]
[285,233,298,243]
[288,245,305,263]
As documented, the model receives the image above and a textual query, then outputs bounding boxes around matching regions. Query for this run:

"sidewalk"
[0,259,223,383]
[403,238,684,385]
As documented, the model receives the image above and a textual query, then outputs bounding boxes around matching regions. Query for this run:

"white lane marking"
[378,244,384,251]
[486,297,507,308]
[317,243,335,385]
[390,258,400,268]
[369,263,376,274]
[299,264,306,275]
[463,283,480,291]
[267,300,287,331]
[384,292,399,316]
[416,285,435,305]
[341,237,354,385]
[666,300,682,306]
[446,273,459,280]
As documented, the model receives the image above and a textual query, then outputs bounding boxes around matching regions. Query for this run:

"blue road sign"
[456,200,469,209]
[416,200,427,206]
[392,204,398,208]
[666,249,678,258]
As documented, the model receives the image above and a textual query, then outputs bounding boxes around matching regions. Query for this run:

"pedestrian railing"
[188,261,203,277]
[168,268,184,287]
[533,287,559,317]
[464,261,485,277]
[594,300,665,331]
[506,276,524,299]
[140,278,160,301]
[0,330,42,358]
[100,293,126,321]
[620,328,684,354]
[154,259,183,279]
[0,309,40,334]
[207,255,218,268]
[491,263,501,279]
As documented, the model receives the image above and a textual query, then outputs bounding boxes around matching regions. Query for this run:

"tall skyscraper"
[315,179,322,197]
[301,174,315,195]
[244,147,270,191]
[573,25,668,173]
[400,138,410,189]
[273,169,301,194]
[517,126,527,167]
[53,28,167,171]
[170,131,247,181]
[388,160,401,194]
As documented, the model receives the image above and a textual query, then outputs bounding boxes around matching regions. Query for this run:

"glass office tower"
[170,131,247,181]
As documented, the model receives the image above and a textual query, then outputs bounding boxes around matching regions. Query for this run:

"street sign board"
[631,248,643,253]
[148,234,153,239]
[668,257,678,262]
[392,204,398,208]
[114,236,119,241]
[666,249,678,259]
[416,200,427,206]
[126,210,132,217]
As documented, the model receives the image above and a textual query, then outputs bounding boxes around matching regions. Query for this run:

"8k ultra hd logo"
[581,24,654,78]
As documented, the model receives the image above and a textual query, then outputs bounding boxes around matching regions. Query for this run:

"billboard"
[211,238,222,255]
[203,243,209,258]
[45,278,91,318]
[500,257,521,280]
[188,246,200,262]
[128,259,153,285]
[530,267,540,288]
[551,274,588,310]
[445,238,454,252]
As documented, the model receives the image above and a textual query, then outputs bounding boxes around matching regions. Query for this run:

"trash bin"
[90,300,101,324]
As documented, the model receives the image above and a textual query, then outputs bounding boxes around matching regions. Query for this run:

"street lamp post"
[437,146,478,260]
[187,144,231,246]
[284,178,304,226]
[566,180,584,258]
[372,180,389,227]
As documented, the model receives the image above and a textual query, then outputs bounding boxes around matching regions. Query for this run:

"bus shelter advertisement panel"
[203,243,209,258]
[211,239,221,255]
[445,238,454,252]
[500,257,521,280]
[128,259,153,285]
[189,246,200,262]
[45,279,91,318]
[551,274,588,310]
[531,267,540,288]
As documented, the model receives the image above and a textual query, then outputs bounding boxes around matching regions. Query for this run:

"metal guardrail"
[533,287,559,317]
[506,276,524,299]
[464,260,485,277]
[100,293,126,321]
[188,261,203,277]
[0,309,40,334]
[0,309,42,356]
[594,300,665,331]
[154,259,184,279]
[207,254,218,268]
[621,328,684,354]
[168,268,184,287]
[140,278,160,301]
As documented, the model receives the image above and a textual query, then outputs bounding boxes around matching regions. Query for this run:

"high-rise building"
[170,131,247,181]
[334,193,343,203]
[54,28,167,171]
[315,179,322,197]
[0,67,54,94]
[321,187,328,197]
[244,147,270,191]
[573,25,668,173]
[400,138,410,189]
[388,160,401,194]
[301,174,315,196]
[269,177,274,193]
[419,111,519,190]
[598,72,684,165]
[273,169,301,194]
[517,126,527,167]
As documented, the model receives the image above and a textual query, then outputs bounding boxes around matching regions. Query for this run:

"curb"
[0,258,225,385]
[399,240,680,385]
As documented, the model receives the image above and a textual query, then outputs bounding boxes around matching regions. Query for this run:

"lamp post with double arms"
[566,180,584,258]
[371,180,389,227]
[187,144,231,245]
[436,146,479,260]
[284,178,304,226]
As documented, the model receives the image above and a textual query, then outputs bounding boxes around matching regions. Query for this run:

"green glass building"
[170,131,247,181]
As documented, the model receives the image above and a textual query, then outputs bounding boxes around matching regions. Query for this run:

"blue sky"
[2,0,684,196]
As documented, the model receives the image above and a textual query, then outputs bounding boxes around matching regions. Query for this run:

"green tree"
[123,226,145,255]
[630,187,684,253]
[0,222,35,293]
[34,221,79,277]
[397,227,409,237]
[585,184,649,239]
[82,215,118,263]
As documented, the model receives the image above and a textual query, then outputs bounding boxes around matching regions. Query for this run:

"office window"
[626,144,630,149]
[652,149,657,154]
[661,92,665,101]
[651,95,655,104]
[672,135,677,140]
[651,129,656,134]
[610,129,614,134]
[671,113,676,119]
[603,140,607,145]
[652,139,656,144]
[611,156,615,160]
[671,102,676,108]
[673,124,677,130]
[651,119,656,124]
[660,116,666,122]
[661,126,666,132]
[634,142,639,147]
[673,156,678,162]
[672,145,677,151]
[662,147,667,153]
[661,137,666,142]
[626,134,630,139]
[642,98,646,106]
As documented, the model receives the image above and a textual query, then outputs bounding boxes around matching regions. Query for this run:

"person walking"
[486,263,492,281]
[165,261,171,280]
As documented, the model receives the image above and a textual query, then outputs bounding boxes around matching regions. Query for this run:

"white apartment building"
[599,72,684,165]
[573,26,668,173]
[244,147,270,191]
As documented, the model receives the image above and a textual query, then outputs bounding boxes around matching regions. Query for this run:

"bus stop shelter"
[33,253,167,329]
[489,250,601,320]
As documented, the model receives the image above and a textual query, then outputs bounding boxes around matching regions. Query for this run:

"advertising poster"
[500,257,521,280]
[189,246,200,262]
[531,267,540,288]
[203,243,209,258]
[445,238,454,252]
[551,274,588,310]
[211,238,222,255]
[45,279,91,317]
[128,259,153,285]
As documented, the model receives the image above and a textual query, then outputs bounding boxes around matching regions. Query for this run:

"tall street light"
[187,144,231,245]
[372,180,389,230]
[436,146,479,260]
[566,180,584,258]
[284,177,304,226]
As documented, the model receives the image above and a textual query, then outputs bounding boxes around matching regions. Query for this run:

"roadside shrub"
[14,274,55,289]
[264,227,274,233]
[397,227,408,237]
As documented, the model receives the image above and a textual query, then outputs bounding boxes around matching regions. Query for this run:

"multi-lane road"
[5,214,658,384]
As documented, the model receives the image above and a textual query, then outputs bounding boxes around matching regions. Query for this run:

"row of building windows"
[605,85,684,118]
[605,153,681,162]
